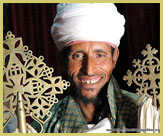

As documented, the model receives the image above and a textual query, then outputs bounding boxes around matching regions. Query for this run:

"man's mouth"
[79,76,101,85]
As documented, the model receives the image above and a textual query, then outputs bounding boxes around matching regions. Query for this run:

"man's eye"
[72,53,84,60]
[96,53,105,58]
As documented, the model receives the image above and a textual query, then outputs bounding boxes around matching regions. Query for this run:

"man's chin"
[81,96,98,105]
[74,92,99,105]
[71,84,102,105]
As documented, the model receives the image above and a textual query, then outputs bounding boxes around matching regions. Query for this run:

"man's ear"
[112,48,119,68]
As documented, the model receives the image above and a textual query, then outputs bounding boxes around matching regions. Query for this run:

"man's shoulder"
[50,96,69,112]
[111,75,140,105]
[118,89,139,129]
[120,89,139,105]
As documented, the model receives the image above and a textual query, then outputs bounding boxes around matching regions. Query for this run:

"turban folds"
[51,3,125,51]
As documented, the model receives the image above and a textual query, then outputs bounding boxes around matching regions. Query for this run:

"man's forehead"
[69,41,112,53]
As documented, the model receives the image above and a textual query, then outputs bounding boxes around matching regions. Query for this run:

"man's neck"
[78,100,95,123]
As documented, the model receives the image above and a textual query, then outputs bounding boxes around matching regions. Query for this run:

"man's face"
[68,41,119,102]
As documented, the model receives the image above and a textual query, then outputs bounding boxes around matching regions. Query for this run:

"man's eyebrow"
[94,49,108,54]
[70,50,85,55]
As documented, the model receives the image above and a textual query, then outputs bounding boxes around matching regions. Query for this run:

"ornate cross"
[123,44,160,108]
[3,31,70,131]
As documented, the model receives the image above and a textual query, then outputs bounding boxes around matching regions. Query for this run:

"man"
[4,3,159,133]
[30,3,140,133]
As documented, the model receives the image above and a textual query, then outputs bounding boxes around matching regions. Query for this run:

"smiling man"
[31,3,139,133]
[67,41,119,124]
[4,3,160,133]
[68,42,119,103]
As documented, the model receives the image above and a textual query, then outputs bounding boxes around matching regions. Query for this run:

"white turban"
[51,3,125,51]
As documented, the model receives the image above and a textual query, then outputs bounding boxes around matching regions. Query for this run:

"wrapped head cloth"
[51,3,125,51]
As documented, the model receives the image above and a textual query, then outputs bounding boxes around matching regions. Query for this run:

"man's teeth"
[81,79,99,84]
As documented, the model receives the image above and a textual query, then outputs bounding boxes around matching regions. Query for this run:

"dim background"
[3,3,160,99]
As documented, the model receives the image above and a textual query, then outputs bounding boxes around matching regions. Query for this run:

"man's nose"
[82,56,96,75]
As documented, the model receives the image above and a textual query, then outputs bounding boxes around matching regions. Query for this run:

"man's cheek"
[68,64,81,76]
[68,63,74,76]
[68,69,78,83]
